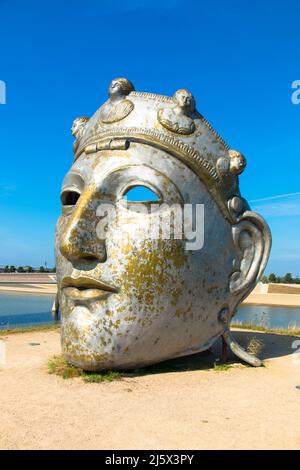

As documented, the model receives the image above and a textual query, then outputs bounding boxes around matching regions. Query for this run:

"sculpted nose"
[60,186,107,264]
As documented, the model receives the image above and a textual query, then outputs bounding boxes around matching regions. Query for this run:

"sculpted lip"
[61,276,118,300]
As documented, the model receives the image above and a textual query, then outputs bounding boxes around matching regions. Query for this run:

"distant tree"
[9,265,16,273]
[294,276,300,284]
[283,272,293,284]
[4,265,9,273]
[50,267,56,273]
[17,266,24,273]
[260,275,268,283]
[39,266,45,273]
[268,273,277,283]
[27,266,34,273]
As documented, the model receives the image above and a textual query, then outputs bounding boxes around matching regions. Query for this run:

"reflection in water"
[236,305,300,329]
[0,293,299,330]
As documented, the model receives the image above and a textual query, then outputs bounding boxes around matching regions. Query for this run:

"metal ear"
[229,211,271,296]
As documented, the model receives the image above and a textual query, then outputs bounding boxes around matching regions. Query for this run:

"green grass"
[232,322,300,337]
[47,354,122,383]
[48,355,83,379]
[213,362,232,371]
[83,370,121,383]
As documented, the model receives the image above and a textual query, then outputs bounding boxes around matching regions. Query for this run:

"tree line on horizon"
[261,272,300,284]
[1,265,56,273]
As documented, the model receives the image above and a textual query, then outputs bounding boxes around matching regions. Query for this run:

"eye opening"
[122,184,161,202]
[61,189,81,206]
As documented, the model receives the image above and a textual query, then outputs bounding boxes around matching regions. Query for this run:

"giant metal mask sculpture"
[55,78,271,370]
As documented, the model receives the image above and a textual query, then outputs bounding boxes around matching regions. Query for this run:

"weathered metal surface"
[55,78,271,370]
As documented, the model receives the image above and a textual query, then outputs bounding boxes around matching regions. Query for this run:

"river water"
[0,292,299,330]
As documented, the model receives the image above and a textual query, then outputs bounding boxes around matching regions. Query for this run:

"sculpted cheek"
[120,239,187,306]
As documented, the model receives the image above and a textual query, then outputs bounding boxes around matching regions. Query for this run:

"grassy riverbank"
[231,322,300,337]
[0,323,60,336]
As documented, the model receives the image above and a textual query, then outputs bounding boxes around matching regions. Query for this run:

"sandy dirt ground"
[0,284,57,295]
[243,292,300,307]
[0,329,300,450]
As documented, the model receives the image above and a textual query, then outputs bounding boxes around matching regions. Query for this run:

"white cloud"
[250,192,300,203]
[251,193,300,217]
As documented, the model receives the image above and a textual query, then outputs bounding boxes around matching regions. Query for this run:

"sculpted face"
[71,118,83,137]
[108,78,133,99]
[109,79,122,97]
[173,89,195,112]
[56,144,239,370]
[71,117,88,140]
[56,78,271,370]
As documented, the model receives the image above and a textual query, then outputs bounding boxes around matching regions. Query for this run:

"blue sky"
[0,0,299,274]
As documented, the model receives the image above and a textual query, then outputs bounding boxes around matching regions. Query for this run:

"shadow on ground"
[127,330,299,376]
[232,330,298,361]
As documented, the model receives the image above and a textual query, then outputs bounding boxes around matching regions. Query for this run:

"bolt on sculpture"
[54,78,271,371]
